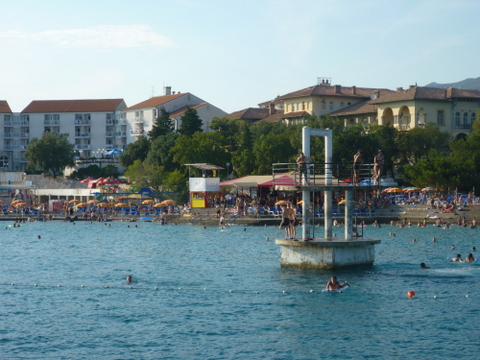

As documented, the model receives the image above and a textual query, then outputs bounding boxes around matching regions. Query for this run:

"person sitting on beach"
[451,254,462,262]
[465,253,475,262]
[420,262,430,269]
[326,276,349,291]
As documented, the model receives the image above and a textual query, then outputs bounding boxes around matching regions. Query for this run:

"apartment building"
[122,87,227,141]
[1,99,126,171]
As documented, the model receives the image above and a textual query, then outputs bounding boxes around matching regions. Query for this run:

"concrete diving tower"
[274,126,381,269]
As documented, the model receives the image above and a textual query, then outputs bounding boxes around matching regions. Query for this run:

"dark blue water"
[1,221,479,359]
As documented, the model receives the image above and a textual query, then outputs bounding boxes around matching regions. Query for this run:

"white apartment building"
[0,99,126,171]
[122,86,227,141]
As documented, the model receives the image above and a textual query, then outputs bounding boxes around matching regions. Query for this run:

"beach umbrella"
[297,200,303,205]
[11,199,24,205]
[142,199,155,205]
[338,199,346,205]
[88,199,99,204]
[76,203,89,208]
[115,203,129,208]
[275,200,290,206]
[69,199,81,204]
[80,177,94,184]
[13,202,28,208]
[161,199,176,205]
[97,203,113,207]
[422,187,437,191]
[153,203,165,208]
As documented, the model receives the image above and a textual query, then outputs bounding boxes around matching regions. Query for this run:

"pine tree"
[148,107,173,141]
[178,107,203,136]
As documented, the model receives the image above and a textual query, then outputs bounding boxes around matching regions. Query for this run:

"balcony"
[453,123,472,130]
[4,121,13,126]
[106,119,114,125]
[20,145,27,150]
[20,132,29,138]
[105,144,114,150]
[116,119,127,126]
[130,129,145,136]
[74,144,91,150]
[44,120,60,126]
[4,145,13,150]
[75,132,90,138]
[4,133,12,138]
[115,131,127,136]
[134,117,144,123]
[74,119,91,125]
[105,131,114,137]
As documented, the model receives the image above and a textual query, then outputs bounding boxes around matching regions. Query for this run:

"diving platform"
[274,126,382,269]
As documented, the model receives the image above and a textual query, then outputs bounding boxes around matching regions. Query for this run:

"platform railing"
[272,162,376,187]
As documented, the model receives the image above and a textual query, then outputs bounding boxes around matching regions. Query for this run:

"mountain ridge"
[425,77,480,90]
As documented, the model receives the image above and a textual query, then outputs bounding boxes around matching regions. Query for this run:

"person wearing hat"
[373,150,384,185]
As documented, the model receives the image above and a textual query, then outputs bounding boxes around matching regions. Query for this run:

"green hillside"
[426,77,480,90]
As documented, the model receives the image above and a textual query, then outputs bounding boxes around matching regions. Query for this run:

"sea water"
[0,220,479,359]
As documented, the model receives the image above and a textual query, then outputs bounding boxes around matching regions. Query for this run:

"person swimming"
[465,253,475,262]
[326,276,349,291]
[420,262,430,269]
[126,275,134,284]
[451,254,462,262]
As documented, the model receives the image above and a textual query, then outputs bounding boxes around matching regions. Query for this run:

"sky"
[1,0,479,113]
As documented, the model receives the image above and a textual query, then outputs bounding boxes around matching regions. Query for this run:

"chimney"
[396,87,404,92]
[334,85,341,93]
[164,86,171,96]
[269,103,275,115]
[351,86,356,94]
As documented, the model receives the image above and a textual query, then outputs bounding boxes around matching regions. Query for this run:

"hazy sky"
[1,0,478,113]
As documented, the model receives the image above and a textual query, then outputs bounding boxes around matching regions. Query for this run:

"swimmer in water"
[450,245,455,250]
[472,247,476,251]
[420,262,430,269]
[126,275,134,284]
[465,253,475,262]
[326,276,349,291]
[451,254,462,262]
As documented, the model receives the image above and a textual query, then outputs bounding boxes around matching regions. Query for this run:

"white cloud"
[0,25,173,49]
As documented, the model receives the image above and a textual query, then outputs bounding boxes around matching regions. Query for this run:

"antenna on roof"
[151,86,155,98]
[317,77,331,85]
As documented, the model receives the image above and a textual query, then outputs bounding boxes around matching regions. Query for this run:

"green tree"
[119,136,150,168]
[252,132,296,174]
[124,160,164,193]
[178,107,203,136]
[171,132,230,171]
[148,107,173,141]
[24,132,75,178]
[145,132,180,172]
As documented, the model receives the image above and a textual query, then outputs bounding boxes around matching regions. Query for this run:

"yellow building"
[332,85,480,139]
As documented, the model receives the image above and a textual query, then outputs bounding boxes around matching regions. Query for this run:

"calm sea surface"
[1,220,479,359]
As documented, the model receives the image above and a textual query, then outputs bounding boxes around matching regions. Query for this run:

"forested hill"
[426,77,480,90]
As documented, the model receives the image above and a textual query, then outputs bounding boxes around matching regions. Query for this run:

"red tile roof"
[124,93,188,111]
[224,108,270,121]
[0,100,12,113]
[169,103,207,118]
[372,86,480,104]
[22,99,125,113]
[282,111,310,118]
[277,84,388,100]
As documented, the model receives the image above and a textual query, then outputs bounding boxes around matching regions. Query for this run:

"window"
[53,114,59,121]
[340,102,344,108]
[302,102,306,110]
[329,102,333,111]
[75,114,83,121]
[437,110,444,125]
[84,114,91,120]
[321,101,326,110]
[472,112,476,124]
[292,104,295,112]
[455,112,460,125]
[463,112,469,125]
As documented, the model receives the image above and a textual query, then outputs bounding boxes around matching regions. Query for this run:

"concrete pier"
[273,126,382,269]
[275,237,381,269]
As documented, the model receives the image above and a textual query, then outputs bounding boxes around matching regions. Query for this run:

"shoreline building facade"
[122,87,227,141]
[1,99,126,171]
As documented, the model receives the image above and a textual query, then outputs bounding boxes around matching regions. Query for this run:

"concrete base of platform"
[275,237,381,269]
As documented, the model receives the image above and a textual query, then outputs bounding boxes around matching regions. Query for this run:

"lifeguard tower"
[274,126,381,269]
[185,163,224,208]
